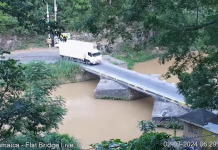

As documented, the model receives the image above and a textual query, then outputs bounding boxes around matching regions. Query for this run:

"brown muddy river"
[52,59,183,149]
[133,58,180,83]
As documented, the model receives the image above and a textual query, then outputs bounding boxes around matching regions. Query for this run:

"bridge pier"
[151,96,191,124]
[94,79,149,100]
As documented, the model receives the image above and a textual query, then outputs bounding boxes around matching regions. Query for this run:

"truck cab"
[86,51,102,65]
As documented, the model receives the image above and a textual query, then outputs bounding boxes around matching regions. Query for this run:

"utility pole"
[54,0,58,47]
[43,0,51,48]
[47,3,51,48]
[54,0,57,22]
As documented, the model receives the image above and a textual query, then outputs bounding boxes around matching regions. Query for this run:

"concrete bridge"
[83,61,185,104]
[2,48,191,121]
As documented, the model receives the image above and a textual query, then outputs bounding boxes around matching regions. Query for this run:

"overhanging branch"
[185,20,217,31]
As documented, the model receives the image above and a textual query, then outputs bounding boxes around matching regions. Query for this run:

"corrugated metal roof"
[203,123,218,134]
[178,108,216,126]
[209,115,218,125]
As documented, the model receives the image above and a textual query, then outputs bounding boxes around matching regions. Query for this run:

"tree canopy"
[0,0,91,36]
[0,60,66,140]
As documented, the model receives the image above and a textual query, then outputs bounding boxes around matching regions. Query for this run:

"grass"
[12,35,47,51]
[28,35,47,48]
[24,60,84,84]
[49,60,84,83]
[112,42,158,69]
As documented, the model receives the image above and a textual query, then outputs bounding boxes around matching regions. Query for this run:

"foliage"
[48,60,83,83]
[138,120,156,133]
[0,60,66,140]
[1,132,81,150]
[0,0,93,50]
[19,35,47,49]
[113,42,156,69]
[90,139,128,150]
[82,0,218,110]
[56,0,91,31]
[22,60,83,84]
[128,132,175,150]
[0,0,91,35]
[164,119,184,130]
[1,0,64,34]
[90,131,175,150]
[157,119,184,130]
[90,120,175,150]
[0,11,18,35]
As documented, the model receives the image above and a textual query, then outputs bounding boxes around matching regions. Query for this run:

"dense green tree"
[81,0,218,110]
[0,60,66,140]
[0,0,91,37]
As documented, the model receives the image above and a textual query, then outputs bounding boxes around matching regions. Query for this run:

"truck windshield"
[92,52,101,57]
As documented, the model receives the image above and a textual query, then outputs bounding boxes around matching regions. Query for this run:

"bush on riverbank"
[23,60,97,85]
[112,42,158,69]
[49,60,84,83]
[90,121,176,150]
[156,119,184,130]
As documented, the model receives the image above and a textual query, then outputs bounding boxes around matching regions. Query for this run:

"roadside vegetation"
[113,42,158,69]
[50,60,84,83]
[24,60,84,84]
[0,10,47,50]
[16,36,47,50]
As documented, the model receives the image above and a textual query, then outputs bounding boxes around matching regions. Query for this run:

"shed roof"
[209,115,218,125]
[178,108,217,126]
[203,123,218,134]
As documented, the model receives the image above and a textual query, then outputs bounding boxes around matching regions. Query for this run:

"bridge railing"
[83,67,190,109]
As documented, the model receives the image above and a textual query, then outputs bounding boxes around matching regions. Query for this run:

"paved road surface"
[2,48,185,103]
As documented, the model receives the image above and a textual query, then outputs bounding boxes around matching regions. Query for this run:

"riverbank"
[48,60,98,84]
[112,43,162,69]
[20,59,98,85]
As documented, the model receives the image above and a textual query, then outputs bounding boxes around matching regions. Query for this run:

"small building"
[179,108,218,150]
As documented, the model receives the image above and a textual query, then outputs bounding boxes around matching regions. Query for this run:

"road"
[2,48,185,103]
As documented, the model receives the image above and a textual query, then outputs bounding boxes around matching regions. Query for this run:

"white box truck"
[59,40,102,65]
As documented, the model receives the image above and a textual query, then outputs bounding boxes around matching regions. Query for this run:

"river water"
[52,58,183,149]
[133,58,180,83]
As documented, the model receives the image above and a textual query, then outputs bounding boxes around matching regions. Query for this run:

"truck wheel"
[86,61,91,65]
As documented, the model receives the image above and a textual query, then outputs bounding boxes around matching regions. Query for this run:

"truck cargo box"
[59,40,93,60]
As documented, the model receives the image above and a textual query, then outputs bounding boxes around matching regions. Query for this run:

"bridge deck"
[83,62,185,104]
